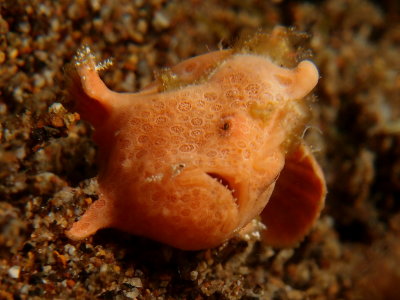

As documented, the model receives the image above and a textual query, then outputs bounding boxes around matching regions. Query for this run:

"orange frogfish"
[65,28,326,250]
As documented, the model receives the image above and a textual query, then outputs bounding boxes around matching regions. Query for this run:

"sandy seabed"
[0,0,399,299]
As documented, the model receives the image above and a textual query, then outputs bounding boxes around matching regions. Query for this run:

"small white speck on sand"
[8,266,20,279]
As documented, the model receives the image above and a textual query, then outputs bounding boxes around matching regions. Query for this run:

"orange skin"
[66,45,326,250]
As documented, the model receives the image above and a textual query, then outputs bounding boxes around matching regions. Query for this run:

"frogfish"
[65,28,326,250]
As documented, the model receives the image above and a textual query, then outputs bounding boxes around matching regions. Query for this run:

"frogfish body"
[66,30,326,250]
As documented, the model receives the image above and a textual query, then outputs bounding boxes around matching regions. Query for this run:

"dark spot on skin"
[222,122,230,131]
[219,115,233,137]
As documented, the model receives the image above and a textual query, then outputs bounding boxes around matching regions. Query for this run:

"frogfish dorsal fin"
[261,143,326,247]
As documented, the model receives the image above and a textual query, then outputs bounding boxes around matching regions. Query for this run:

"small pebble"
[8,48,18,59]
[153,11,170,30]
[125,288,140,299]
[0,51,5,64]
[125,277,143,288]
[190,270,198,280]
[8,266,20,279]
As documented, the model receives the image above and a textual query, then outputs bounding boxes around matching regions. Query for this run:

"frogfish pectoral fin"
[65,197,111,241]
[261,143,326,247]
